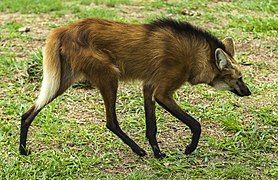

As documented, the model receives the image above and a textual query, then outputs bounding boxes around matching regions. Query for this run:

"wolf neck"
[148,19,226,85]
[184,42,217,85]
[148,19,226,51]
[165,28,224,85]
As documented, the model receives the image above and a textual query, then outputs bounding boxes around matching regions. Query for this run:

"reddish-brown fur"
[20,18,251,158]
[51,18,220,90]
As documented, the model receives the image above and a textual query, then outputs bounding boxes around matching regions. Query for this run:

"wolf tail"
[35,33,61,110]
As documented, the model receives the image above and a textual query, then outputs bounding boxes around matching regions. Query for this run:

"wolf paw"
[184,145,196,155]
[19,147,31,156]
[154,152,166,159]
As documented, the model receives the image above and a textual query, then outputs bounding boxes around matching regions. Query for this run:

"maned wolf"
[20,18,251,158]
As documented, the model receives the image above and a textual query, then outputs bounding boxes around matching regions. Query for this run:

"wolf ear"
[223,37,235,57]
[215,48,231,71]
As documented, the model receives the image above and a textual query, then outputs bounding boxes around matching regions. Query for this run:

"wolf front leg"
[143,84,166,159]
[154,92,201,155]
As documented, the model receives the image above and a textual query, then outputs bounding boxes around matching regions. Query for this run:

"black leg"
[99,80,146,157]
[155,94,201,154]
[19,106,41,155]
[19,76,73,155]
[143,85,166,159]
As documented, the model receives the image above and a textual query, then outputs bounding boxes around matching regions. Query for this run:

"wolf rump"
[20,18,251,158]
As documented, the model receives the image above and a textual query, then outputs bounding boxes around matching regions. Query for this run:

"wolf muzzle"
[230,78,251,97]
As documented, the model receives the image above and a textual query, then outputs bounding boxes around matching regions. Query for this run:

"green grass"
[228,16,278,34]
[92,0,132,7]
[76,7,119,19]
[0,0,277,179]
[0,0,64,13]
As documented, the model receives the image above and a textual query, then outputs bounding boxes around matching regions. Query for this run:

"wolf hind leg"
[19,61,76,155]
[84,59,146,156]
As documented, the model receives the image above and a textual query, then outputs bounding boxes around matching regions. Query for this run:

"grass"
[0,0,63,13]
[0,0,277,179]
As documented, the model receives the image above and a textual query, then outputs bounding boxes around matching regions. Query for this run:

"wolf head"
[209,37,251,97]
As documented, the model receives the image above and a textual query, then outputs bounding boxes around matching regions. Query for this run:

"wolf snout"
[230,87,251,97]
[244,88,252,96]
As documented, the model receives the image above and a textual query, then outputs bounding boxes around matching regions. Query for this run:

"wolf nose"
[245,88,251,96]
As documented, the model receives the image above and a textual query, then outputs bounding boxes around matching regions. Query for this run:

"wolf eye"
[236,77,243,85]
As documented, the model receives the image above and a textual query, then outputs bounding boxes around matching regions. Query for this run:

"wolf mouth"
[230,88,244,97]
